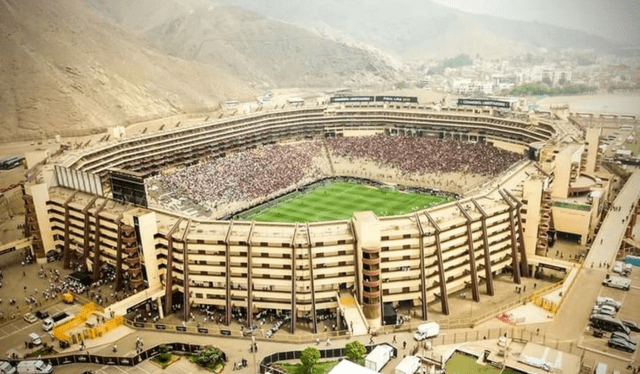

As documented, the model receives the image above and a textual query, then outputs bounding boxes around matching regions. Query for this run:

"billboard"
[457,98,511,108]
[330,96,418,103]
[374,96,418,103]
[109,170,148,207]
[330,96,375,103]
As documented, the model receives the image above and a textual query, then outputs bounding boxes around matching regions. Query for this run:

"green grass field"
[237,181,454,223]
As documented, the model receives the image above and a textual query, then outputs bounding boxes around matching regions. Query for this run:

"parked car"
[608,337,636,353]
[23,313,37,324]
[45,250,60,263]
[34,311,49,320]
[622,320,640,333]
[592,305,616,317]
[611,332,637,346]
[596,296,622,311]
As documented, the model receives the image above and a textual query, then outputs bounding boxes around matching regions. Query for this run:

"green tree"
[344,341,367,363]
[300,347,321,374]
[192,347,222,368]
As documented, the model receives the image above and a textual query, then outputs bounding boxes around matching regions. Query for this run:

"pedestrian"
[393,335,397,343]
[403,341,407,350]
[536,328,540,335]
[113,344,117,353]
[369,336,374,344]
[523,285,526,292]
[316,337,320,345]
[326,338,331,346]
[533,283,537,289]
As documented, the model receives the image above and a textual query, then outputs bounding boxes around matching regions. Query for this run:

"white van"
[16,361,52,374]
[613,262,625,275]
[27,333,42,347]
[394,355,421,374]
[603,276,631,291]
[0,362,16,374]
[594,362,607,374]
[413,322,440,341]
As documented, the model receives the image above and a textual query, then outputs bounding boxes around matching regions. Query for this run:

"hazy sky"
[430,0,640,45]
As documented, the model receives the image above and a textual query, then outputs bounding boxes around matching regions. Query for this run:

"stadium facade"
[23,103,561,331]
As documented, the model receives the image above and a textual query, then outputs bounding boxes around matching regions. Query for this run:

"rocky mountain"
[0,0,255,143]
[225,0,622,59]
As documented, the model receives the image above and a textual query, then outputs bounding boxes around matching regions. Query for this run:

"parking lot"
[580,263,640,361]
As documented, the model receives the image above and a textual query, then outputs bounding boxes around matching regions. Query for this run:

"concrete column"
[457,202,480,302]
[472,199,494,296]
[424,211,449,315]
[415,213,428,320]
[80,196,98,271]
[224,221,233,326]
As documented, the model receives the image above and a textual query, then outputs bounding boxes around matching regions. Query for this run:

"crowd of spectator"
[156,142,324,206]
[326,136,523,177]
[156,136,523,207]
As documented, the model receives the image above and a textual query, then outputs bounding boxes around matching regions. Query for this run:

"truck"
[394,355,421,374]
[0,361,16,374]
[365,344,394,372]
[16,361,52,374]
[42,312,73,332]
[602,276,631,291]
[413,322,440,341]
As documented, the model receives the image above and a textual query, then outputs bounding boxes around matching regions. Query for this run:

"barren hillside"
[86,0,404,88]
[0,0,255,142]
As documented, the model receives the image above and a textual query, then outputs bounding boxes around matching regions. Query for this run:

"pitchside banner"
[457,98,511,108]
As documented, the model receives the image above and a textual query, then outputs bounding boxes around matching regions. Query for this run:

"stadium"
[23,98,570,333]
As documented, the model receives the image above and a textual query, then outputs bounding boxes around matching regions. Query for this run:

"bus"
[590,314,630,334]
[0,156,24,170]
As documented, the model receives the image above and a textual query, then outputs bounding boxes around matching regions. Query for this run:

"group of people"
[156,142,323,206]
[156,136,522,208]
[326,136,523,177]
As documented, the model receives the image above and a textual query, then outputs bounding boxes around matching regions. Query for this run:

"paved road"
[588,170,640,267]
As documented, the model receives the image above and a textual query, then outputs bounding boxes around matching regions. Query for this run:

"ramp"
[339,291,369,336]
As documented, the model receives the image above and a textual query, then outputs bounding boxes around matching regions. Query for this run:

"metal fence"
[259,343,397,374]
[5,342,206,368]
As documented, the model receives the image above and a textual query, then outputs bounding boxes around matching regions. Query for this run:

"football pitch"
[237,181,454,223]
